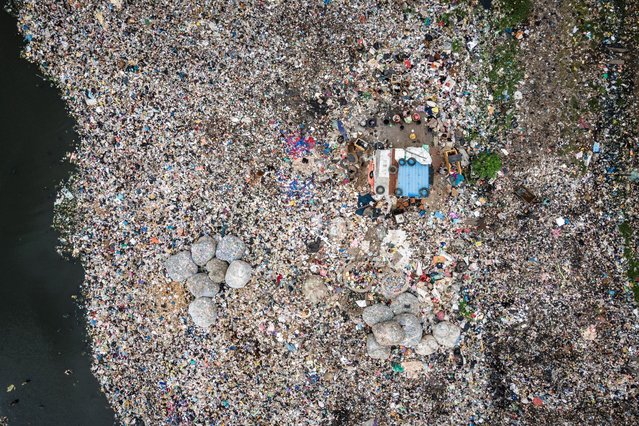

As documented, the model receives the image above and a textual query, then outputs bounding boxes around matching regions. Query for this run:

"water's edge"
[0,10,114,425]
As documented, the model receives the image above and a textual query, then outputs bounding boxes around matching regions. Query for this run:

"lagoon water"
[0,11,114,425]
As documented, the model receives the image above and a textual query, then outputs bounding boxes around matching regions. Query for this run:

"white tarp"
[394,147,432,165]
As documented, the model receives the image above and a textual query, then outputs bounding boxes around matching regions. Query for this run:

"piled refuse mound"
[15,0,639,424]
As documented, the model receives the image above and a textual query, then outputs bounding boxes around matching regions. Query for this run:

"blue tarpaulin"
[396,163,430,197]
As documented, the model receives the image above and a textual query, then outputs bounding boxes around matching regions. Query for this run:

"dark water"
[0,11,114,425]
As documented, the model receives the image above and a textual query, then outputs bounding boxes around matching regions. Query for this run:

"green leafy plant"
[458,300,474,320]
[471,152,502,180]
[452,38,462,53]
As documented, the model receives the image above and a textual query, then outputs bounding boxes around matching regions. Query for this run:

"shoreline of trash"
[11,0,639,424]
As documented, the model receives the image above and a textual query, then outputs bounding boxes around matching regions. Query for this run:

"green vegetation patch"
[498,0,532,29]
[471,151,503,180]
[488,40,523,102]
[619,222,639,302]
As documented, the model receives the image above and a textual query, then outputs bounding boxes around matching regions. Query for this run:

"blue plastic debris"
[593,142,600,153]
[336,120,347,139]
